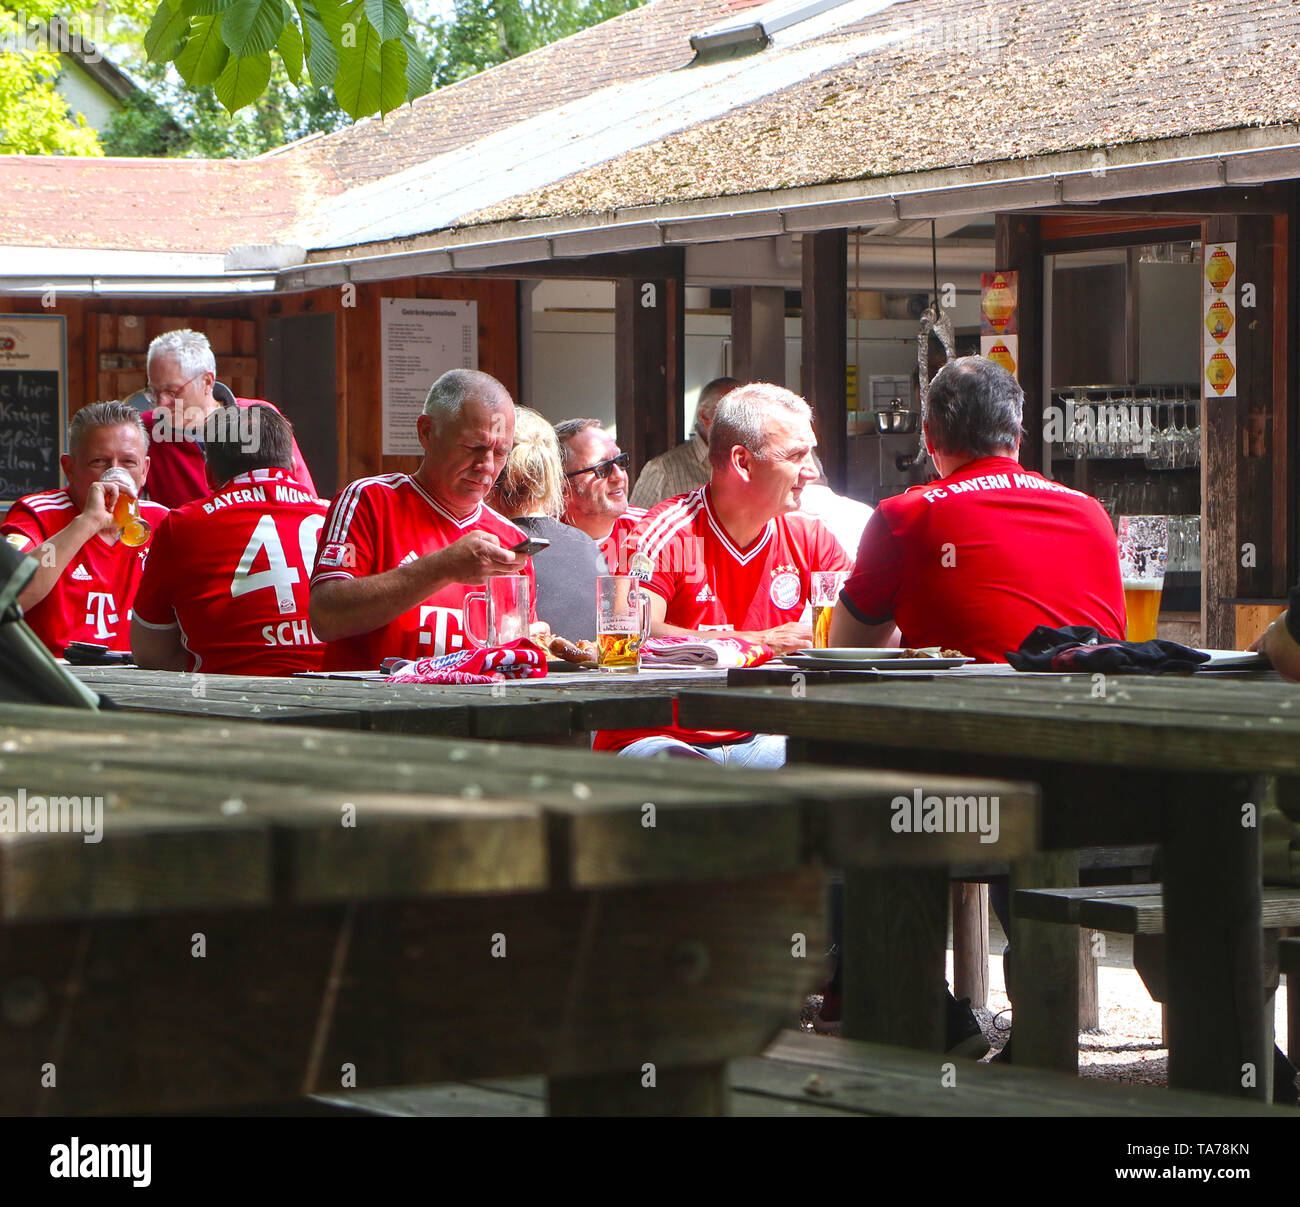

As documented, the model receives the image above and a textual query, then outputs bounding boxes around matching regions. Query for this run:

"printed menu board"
[0,315,66,506]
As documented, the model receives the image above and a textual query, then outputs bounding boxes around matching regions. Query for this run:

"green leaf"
[400,29,431,104]
[333,14,383,117]
[278,19,304,83]
[186,0,239,13]
[221,0,284,56]
[313,0,348,38]
[144,0,192,62]
[363,0,407,41]
[296,1,339,85]
[377,37,409,115]
[213,50,273,112]
[175,14,231,85]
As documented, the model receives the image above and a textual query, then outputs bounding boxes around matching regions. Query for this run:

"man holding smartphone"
[309,370,538,669]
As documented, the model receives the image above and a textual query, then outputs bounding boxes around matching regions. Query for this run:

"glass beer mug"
[99,467,151,547]
[596,576,652,672]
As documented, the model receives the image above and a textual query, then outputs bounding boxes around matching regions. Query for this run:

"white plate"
[797,647,914,660]
[782,654,974,672]
[1195,649,1268,670]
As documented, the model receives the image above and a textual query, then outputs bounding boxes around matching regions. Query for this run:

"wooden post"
[1078,931,1099,1032]
[994,215,1044,473]
[842,867,948,1051]
[1161,772,1267,1099]
[951,882,989,1009]
[1009,849,1080,1073]
[801,230,848,491]
[615,267,685,476]
[1203,213,1287,647]
[732,286,787,386]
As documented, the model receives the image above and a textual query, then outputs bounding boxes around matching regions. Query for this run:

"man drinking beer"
[1,402,167,656]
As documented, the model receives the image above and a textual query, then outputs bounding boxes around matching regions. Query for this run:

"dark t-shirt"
[513,516,607,641]
[1289,582,1300,643]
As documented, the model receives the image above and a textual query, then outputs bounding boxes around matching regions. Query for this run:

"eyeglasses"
[565,451,630,479]
[144,372,204,406]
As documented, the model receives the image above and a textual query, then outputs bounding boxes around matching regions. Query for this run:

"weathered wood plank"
[0,871,822,1115]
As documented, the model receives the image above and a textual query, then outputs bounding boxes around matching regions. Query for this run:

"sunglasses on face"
[565,451,630,479]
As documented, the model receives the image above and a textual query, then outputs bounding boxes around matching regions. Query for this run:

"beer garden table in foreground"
[67,665,725,741]
[676,668,1298,1101]
[0,702,1036,1116]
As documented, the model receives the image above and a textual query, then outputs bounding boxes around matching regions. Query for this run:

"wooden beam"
[615,272,684,472]
[732,286,787,386]
[801,229,848,491]
[473,248,684,282]
[995,215,1044,473]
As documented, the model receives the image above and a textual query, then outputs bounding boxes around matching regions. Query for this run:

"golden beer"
[101,468,151,547]
[1123,581,1162,642]
[813,604,834,649]
[597,632,643,672]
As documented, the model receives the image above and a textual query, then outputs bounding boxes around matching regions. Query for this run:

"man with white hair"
[594,383,850,766]
[309,369,534,671]
[142,328,316,507]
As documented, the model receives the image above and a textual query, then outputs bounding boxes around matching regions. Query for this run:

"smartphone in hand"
[510,536,550,557]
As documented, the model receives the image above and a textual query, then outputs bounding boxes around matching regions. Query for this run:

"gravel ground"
[802,933,1293,1093]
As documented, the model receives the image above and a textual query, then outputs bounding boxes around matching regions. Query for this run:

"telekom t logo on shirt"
[418,605,467,653]
[84,592,119,639]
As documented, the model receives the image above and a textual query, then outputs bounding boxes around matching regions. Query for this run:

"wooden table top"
[0,701,1039,923]
[67,665,728,739]
[677,669,1300,777]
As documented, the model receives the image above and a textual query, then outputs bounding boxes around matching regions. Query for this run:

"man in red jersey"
[309,369,535,671]
[142,329,316,508]
[831,356,1125,658]
[2,402,167,657]
[554,419,644,573]
[131,405,329,675]
[594,384,850,766]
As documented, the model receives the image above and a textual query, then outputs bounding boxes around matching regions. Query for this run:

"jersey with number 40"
[132,469,329,675]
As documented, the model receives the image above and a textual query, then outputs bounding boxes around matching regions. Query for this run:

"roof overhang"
[280,128,1300,289]
[0,247,278,296]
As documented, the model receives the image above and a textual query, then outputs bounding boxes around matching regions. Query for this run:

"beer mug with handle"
[99,467,151,547]
[463,575,531,648]
[596,576,652,672]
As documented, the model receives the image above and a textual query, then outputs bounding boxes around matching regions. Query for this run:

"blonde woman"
[488,407,607,641]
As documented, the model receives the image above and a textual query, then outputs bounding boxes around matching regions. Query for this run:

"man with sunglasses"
[141,329,316,508]
[554,419,646,573]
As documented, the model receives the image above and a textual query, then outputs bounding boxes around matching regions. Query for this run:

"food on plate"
[899,647,967,659]
[548,634,598,664]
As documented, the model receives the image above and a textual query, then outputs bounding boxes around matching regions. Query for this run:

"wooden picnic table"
[67,665,726,741]
[0,701,1037,1116]
[676,667,1299,1101]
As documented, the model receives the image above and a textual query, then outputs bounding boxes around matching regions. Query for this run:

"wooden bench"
[1016,883,1300,1084]
[312,1030,1290,1117]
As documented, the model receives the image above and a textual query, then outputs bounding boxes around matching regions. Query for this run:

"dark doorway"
[264,314,339,500]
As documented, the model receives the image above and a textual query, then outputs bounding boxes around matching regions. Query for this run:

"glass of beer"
[1117,515,1167,642]
[99,467,151,547]
[811,571,850,649]
[596,576,651,672]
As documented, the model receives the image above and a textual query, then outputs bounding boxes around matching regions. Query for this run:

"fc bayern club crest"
[769,571,801,610]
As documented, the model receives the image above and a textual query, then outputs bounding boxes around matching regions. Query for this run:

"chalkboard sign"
[0,315,65,506]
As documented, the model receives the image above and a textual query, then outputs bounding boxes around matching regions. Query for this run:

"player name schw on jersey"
[202,482,318,514]
[921,472,1085,504]
[261,618,319,648]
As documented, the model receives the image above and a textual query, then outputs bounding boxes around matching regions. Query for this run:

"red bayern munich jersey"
[311,473,535,671]
[599,506,647,573]
[2,488,169,656]
[131,469,329,675]
[841,455,1125,662]
[594,486,850,752]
